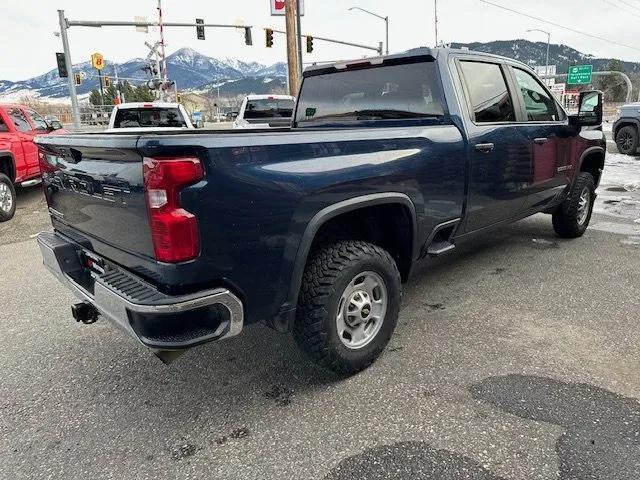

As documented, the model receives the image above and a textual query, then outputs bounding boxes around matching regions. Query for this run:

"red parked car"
[0,104,64,221]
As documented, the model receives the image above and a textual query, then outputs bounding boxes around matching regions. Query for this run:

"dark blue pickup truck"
[35,48,606,374]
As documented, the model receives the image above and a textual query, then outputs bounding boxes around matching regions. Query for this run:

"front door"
[7,107,39,178]
[457,60,531,232]
[509,67,572,210]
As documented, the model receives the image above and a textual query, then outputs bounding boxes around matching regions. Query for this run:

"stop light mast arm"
[264,29,383,55]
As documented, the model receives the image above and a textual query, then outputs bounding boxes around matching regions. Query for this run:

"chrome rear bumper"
[37,231,244,355]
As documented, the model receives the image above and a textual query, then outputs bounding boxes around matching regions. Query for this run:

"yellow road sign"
[91,52,105,70]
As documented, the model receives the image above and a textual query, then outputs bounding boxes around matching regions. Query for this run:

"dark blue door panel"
[463,125,531,232]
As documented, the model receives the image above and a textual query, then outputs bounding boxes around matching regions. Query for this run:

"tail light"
[143,157,204,263]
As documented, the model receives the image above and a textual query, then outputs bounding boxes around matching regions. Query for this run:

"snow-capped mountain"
[0,47,287,101]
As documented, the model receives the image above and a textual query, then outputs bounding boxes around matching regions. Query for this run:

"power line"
[614,0,640,11]
[600,0,640,18]
[477,0,640,53]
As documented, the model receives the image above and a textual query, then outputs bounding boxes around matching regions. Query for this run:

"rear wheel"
[616,125,639,155]
[294,241,401,375]
[552,172,595,238]
[0,173,16,222]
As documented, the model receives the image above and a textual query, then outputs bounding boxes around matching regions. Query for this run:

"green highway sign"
[568,65,593,85]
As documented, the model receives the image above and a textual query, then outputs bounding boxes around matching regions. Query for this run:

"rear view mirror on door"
[575,91,603,127]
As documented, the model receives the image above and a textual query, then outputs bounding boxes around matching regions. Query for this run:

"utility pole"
[285,0,301,95]
[434,0,439,47]
[157,0,168,83]
[296,0,304,80]
[58,10,80,129]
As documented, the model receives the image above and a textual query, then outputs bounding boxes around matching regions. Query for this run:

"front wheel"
[294,241,401,375]
[0,173,16,222]
[552,172,596,238]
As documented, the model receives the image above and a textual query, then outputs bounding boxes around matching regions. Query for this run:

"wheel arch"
[613,118,640,138]
[272,193,418,332]
[0,151,16,182]
[578,146,605,187]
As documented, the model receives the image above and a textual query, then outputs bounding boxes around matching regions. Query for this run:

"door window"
[26,109,49,131]
[8,108,31,132]
[460,61,516,123]
[513,68,558,121]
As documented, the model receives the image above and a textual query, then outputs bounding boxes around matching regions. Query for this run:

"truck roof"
[114,102,182,109]
[303,46,530,76]
[244,95,295,101]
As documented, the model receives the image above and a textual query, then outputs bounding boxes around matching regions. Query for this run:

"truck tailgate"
[36,134,155,259]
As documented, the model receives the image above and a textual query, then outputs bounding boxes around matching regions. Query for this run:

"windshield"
[296,61,445,125]
[113,108,187,128]
[243,99,295,119]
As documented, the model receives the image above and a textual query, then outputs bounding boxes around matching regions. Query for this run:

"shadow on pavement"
[324,441,506,480]
[471,375,640,480]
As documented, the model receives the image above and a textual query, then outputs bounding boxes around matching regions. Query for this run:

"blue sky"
[1,0,639,81]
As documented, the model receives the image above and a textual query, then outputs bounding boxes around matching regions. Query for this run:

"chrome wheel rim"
[336,271,387,350]
[577,187,590,226]
[0,183,12,213]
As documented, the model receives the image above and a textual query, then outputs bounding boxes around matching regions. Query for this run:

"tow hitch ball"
[71,301,100,325]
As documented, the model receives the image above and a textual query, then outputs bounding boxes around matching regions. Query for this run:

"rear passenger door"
[508,67,572,210]
[457,60,531,233]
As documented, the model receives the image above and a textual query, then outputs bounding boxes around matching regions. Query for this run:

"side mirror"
[49,120,63,130]
[572,90,603,127]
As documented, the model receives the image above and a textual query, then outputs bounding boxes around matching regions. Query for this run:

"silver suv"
[613,103,640,155]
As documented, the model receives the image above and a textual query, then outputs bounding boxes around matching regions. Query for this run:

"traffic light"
[265,28,274,48]
[56,53,68,78]
[74,73,82,86]
[104,76,111,87]
[176,93,182,103]
[244,27,253,46]
[306,36,314,53]
[196,18,205,40]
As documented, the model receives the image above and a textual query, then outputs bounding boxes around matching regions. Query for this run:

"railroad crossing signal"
[55,53,68,78]
[265,28,274,48]
[104,76,111,87]
[74,73,82,86]
[196,18,205,40]
[91,52,105,70]
[306,36,314,53]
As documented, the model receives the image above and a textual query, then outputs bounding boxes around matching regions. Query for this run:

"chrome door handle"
[475,143,495,153]
[534,137,549,145]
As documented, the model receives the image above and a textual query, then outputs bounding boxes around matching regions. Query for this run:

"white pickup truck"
[106,102,194,132]
[233,94,296,129]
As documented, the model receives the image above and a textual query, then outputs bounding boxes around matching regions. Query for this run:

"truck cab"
[0,104,63,221]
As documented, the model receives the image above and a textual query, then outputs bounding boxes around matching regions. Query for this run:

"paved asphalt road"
[1,168,640,479]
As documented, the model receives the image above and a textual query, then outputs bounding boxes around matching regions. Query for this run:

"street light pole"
[348,6,389,55]
[527,28,551,81]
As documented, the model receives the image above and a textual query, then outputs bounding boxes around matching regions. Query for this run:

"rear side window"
[296,61,445,125]
[513,68,558,122]
[113,108,186,128]
[459,61,515,123]
[244,99,294,119]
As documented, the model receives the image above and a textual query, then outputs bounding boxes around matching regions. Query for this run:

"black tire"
[294,240,401,375]
[0,173,16,222]
[615,125,639,155]
[552,172,595,238]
